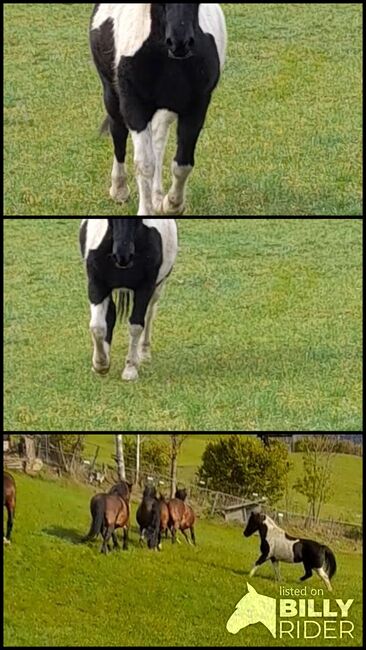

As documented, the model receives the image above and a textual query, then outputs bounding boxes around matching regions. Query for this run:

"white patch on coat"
[83,220,109,259]
[264,516,300,564]
[92,4,152,65]
[143,219,178,284]
[199,4,227,70]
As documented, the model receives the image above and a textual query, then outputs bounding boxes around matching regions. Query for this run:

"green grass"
[4,3,362,216]
[4,218,362,431]
[3,474,363,647]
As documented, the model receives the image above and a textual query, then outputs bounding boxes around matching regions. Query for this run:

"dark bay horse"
[3,472,16,544]
[168,488,196,545]
[244,510,337,592]
[84,480,131,554]
[137,486,170,550]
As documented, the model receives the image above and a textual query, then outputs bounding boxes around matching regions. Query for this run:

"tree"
[170,435,188,497]
[123,436,170,479]
[294,435,336,524]
[198,435,289,502]
[115,435,126,480]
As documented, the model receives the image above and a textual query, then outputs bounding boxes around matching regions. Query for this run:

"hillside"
[85,435,362,522]
[3,473,362,647]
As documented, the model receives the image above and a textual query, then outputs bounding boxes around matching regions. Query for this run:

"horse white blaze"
[90,299,111,373]
[110,157,129,203]
[131,128,155,215]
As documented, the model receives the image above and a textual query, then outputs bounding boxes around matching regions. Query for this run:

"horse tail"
[116,290,132,322]
[324,546,337,580]
[83,496,105,542]
[147,499,161,550]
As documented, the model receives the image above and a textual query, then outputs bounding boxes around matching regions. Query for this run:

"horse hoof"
[110,185,130,203]
[162,195,185,216]
[140,347,152,363]
[92,364,110,376]
[3,537,11,545]
[122,365,139,382]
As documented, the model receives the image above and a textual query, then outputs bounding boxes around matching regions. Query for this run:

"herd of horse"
[82,480,196,554]
[3,473,337,591]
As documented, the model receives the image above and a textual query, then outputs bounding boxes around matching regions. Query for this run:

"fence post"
[211,492,219,516]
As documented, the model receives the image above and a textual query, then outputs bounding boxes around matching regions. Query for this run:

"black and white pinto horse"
[80,218,178,381]
[244,511,337,592]
[90,4,227,215]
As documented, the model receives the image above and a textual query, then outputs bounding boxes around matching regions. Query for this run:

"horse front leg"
[89,294,116,375]
[131,126,155,216]
[249,554,270,578]
[151,110,176,214]
[163,103,209,215]
[122,286,156,381]
[139,283,165,363]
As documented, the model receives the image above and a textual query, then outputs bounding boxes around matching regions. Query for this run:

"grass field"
[4,218,362,431]
[4,3,362,216]
[3,473,363,647]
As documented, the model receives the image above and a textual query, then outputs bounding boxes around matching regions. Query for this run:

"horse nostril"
[166,37,173,49]
[188,37,195,48]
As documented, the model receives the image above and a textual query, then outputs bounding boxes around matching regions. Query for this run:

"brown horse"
[4,472,16,544]
[168,489,196,546]
[84,481,131,554]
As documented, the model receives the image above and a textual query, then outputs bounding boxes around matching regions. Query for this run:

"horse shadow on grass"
[183,554,276,582]
[42,526,143,549]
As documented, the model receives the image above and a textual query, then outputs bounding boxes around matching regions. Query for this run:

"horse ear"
[247,583,257,595]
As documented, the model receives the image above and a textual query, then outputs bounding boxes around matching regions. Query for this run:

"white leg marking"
[316,568,333,592]
[163,162,192,215]
[131,127,155,215]
[249,564,259,578]
[90,299,111,374]
[122,324,144,381]
[151,110,176,214]
[110,157,130,203]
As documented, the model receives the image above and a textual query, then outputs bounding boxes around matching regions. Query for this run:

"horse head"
[164,4,199,60]
[243,509,265,538]
[108,218,142,269]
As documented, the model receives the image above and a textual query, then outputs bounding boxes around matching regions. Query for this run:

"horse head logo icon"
[227,583,277,638]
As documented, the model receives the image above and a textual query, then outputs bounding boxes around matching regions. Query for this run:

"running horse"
[136,486,170,550]
[3,472,16,545]
[83,480,131,554]
[168,488,196,545]
[80,219,178,381]
[90,4,227,215]
[244,510,337,591]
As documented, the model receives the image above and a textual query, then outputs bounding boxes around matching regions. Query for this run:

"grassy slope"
[4,219,363,431]
[4,3,362,216]
[3,474,363,647]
